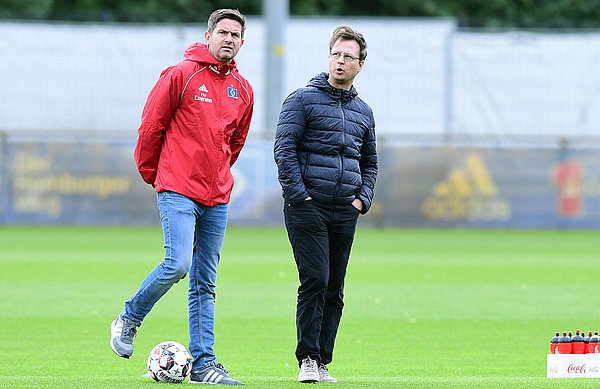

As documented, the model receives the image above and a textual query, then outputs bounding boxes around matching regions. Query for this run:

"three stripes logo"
[422,152,511,221]
[203,370,224,384]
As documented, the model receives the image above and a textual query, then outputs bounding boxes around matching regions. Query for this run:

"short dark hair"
[207,9,247,39]
[329,26,367,61]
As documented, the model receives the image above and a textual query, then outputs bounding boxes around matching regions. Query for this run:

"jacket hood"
[183,42,238,69]
[307,72,358,101]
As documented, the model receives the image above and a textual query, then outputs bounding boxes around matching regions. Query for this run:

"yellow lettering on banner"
[421,152,512,222]
[13,152,52,174]
[422,197,511,221]
[12,151,132,218]
[14,193,62,217]
[14,174,130,199]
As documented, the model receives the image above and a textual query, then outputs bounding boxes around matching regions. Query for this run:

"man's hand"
[351,198,363,212]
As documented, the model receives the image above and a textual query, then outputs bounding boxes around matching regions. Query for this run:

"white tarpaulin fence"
[452,31,600,144]
[2,19,598,144]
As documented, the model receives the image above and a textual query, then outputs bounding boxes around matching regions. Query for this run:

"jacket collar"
[307,72,358,101]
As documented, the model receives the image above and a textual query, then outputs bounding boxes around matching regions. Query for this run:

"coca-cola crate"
[547,354,600,378]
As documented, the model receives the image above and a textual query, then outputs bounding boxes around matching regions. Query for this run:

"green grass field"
[1,226,600,388]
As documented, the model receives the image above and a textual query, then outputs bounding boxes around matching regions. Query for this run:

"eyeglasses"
[329,52,360,62]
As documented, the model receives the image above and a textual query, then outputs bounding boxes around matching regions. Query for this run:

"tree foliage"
[1,0,600,28]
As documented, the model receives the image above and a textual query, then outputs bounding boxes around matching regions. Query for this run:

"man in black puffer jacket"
[274,25,377,384]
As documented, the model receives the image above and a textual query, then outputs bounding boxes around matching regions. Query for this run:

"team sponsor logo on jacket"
[194,94,213,103]
[194,84,212,103]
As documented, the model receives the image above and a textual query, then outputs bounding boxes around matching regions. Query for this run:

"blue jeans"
[122,191,228,370]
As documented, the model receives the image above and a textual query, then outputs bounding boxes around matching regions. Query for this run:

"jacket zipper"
[333,98,345,203]
[211,75,224,201]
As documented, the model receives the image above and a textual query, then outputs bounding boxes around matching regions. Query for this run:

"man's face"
[327,39,363,90]
[205,18,244,63]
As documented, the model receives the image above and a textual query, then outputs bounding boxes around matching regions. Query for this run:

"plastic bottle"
[558,331,572,354]
[585,331,592,353]
[551,331,560,353]
[572,329,585,354]
[590,331,600,354]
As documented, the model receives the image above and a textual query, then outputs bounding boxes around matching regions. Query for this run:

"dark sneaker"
[189,362,244,385]
[109,315,138,358]
[318,364,338,383]
[297,357,319,383]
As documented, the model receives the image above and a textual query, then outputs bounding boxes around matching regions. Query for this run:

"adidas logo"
[204,370,224,384]
[198,84,208,92]
[190,369,224,384]
[433,153,497,197]
[422,152,511,221]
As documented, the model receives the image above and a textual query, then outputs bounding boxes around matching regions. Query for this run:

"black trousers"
[283,200,359,366]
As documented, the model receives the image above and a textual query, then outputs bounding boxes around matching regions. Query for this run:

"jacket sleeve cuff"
[138,168,157,186]
[286,191,310,205]
[357,195,371,214]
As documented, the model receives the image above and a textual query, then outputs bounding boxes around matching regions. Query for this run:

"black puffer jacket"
[274,72,377,214]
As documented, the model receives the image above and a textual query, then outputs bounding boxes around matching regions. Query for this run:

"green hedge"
[1,0,600,28]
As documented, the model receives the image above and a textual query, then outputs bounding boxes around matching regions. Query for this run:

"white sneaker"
[318,364,338,383]
[109,315,138,358]
[189,362,244,385]
[297,357,319,383]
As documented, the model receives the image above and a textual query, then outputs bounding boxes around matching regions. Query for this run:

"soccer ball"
[147,341,192,383]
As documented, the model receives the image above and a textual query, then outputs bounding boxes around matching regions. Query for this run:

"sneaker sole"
[188,380,244,386]
[320,378,338,383]
[298,374,319,383]
[109,319,132,359]
[189,376,244,385]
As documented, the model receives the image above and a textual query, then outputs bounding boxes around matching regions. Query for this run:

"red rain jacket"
[134,42,254,206]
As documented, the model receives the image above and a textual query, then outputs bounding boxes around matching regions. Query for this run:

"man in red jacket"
[110,9,253,386]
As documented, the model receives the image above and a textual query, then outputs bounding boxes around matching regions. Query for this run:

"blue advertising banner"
[367,145,600,228]
[1,135,599,229]
[1,136,156,224]
[0,136,283,226]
